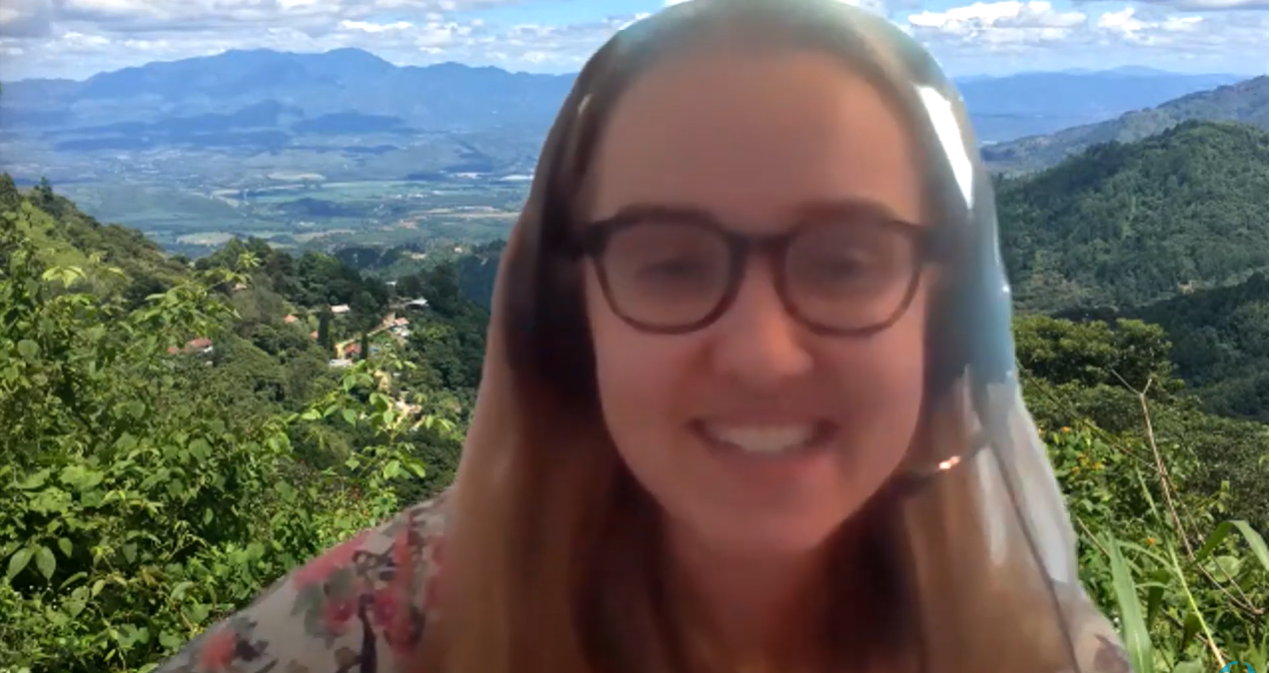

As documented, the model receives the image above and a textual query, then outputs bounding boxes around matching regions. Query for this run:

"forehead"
[587,48,923,228]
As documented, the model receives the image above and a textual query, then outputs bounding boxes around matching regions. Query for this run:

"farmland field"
[56,174,530,258]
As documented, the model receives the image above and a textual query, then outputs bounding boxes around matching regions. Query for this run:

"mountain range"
[0,48,1253,161]
[984,75,1270,174]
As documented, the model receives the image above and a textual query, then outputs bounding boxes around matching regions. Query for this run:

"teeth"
[703,424,816,454]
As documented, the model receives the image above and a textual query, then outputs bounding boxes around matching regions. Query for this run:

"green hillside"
[984,76,1269,175]
[1,139,1267,673]
[998,120,1268,314]
[1057,273,1268,420]
[0,177,493,671]
[1,175,189,305]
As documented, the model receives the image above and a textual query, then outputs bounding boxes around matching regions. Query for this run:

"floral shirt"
[153,489,1131,673]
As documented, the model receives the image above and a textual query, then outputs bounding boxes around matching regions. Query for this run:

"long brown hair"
[421,2,1085,672]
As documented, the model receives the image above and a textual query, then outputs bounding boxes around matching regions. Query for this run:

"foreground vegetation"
[2,117,1268,673]
[0,177,483,671]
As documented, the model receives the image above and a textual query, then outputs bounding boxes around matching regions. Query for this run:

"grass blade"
[1105,533,1155,673]
[1229,521,1268,573]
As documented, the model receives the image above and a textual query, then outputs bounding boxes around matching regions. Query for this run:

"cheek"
[826,288,929,464]
[585,272,692,449]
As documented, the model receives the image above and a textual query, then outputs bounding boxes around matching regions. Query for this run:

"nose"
[707,263,814,390]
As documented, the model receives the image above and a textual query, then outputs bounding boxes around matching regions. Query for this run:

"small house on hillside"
[403,298,429,312]
[166,337,214,356]
[283,314,298,324]
[330,304,351,316]
[343,343,362,357]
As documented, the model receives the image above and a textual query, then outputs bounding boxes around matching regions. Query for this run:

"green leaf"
[383,459,401,480]
[1230,520,1269,572]
[57,538,72,558]
[187,438,211,461]
[122,543,137,564]
[16,339,39,359]
[1180,613,1201,651]
[184,602,210,625]
[65,586,88,618]
[34,545,56,580]
[169,580,195,601]
[342,408,357,426]
[1105,536,1153,673]
[18,468,49,490]
[6,548,33,580]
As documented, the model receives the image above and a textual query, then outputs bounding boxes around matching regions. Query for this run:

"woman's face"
[583,47,931,560]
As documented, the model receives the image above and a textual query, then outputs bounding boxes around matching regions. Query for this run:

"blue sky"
[0,0,1266,81]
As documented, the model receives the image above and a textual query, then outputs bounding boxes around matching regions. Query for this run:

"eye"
[638,254,715,280]
[807,250,882,278]
[605,220,728,288]
[787,219,916,296]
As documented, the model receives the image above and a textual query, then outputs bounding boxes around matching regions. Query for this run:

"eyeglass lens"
[595,215,923,333]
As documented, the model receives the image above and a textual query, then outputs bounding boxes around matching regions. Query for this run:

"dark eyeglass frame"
[567,203,956,337]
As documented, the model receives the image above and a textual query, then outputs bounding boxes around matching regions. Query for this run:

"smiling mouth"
[692,420,835,456]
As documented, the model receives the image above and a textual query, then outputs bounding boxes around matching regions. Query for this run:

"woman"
[157,1,1132,672]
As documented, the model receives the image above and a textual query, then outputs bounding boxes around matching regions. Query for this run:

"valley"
[53,174,528,258]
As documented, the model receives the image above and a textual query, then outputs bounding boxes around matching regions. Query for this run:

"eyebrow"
[596,198,913,226]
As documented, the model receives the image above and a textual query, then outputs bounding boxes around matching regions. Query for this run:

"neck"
[663,521,831,667]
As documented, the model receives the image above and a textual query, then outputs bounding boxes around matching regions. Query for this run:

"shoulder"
[1054,580,1133,673]
[153,492,450,673]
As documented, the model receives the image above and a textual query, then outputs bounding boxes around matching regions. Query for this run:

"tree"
[419,261,463,318]
[1013,314,1182,395]
[317,307,333,352]
[0,174,20,212]
[32,177,55,211]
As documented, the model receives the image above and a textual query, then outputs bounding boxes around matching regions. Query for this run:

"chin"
[705,508,853,558]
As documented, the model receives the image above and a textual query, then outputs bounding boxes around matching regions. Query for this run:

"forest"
[1,120,1267,673]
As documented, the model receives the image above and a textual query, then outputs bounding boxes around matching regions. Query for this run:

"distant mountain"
[958,69,1246,142]
[1,49,576,135]
[997,120,1269,314]
[984,76,1269,174]
[0,48,1246,150]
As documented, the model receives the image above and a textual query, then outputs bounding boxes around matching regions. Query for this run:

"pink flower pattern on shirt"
[152,488,1129,673]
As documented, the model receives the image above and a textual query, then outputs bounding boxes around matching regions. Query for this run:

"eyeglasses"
[570,201,950,336]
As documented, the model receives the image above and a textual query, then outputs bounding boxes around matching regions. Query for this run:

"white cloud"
[1097,7,1201,43]
[665,0,892,15]
[1080,0,1267,10]
[0,0,1265,80]
[339,20,416,33]
[905,0,1266,65]
[909,1,1088,48]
